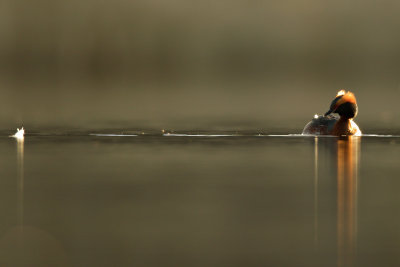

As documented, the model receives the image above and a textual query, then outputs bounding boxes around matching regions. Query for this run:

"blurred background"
[1,0,400,132]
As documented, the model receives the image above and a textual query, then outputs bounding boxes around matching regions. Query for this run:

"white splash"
[314,114,319,119]
[13,127,25,139]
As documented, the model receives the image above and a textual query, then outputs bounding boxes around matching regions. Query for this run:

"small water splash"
[13,127,25,139]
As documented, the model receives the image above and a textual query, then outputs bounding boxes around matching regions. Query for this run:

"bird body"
[302,90,361,136]
[302,114,361,136]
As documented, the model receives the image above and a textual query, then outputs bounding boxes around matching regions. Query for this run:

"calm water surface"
[0,132,399,266]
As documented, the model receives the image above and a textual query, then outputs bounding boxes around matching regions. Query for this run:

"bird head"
[324,90,358,119]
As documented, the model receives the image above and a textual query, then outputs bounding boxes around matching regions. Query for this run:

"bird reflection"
[336,136,359,267]
[314,137,319,247]
[314,136,360,266]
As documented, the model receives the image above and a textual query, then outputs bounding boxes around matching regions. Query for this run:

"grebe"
[302,90,361,136]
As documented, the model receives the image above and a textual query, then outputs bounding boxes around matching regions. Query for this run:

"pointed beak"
[324,109,333,116]
[324,108,336,116]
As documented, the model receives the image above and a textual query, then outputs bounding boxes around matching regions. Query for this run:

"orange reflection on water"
[336,136,360,267]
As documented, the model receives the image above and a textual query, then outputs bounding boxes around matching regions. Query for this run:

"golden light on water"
[314,136,360,265]
[336,136,360,267]
[16,133,24,233]
[12,127,25,232]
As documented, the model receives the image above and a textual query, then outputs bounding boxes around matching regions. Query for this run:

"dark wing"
[302,115,339,135]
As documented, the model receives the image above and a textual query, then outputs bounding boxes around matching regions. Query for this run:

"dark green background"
[1,0,399,131]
